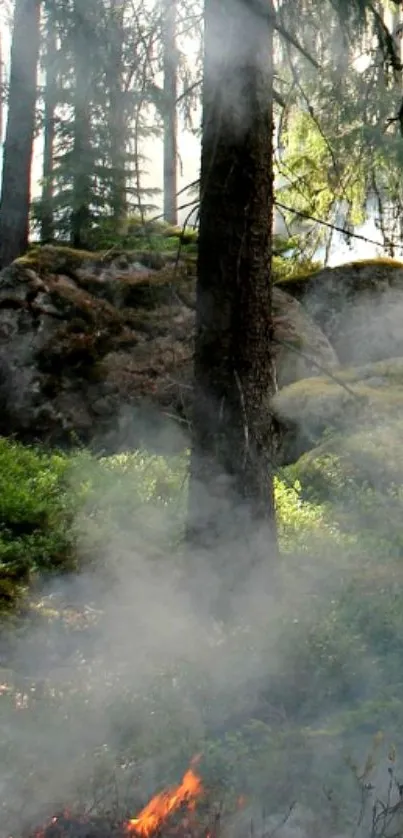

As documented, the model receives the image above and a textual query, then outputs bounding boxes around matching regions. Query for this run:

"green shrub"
[2,438,403,825]
[79,215,198,254]
[2,436,403,736]
[0,440,81,608]
[0,440,188,609]
[286,448,403,559]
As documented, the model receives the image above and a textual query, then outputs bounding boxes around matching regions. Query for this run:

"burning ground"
[30,762,210,838]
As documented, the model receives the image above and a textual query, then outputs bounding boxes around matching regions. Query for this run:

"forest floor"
[0,438,402,838]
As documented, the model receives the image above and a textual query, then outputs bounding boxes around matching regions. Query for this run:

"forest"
[2,1,403,837]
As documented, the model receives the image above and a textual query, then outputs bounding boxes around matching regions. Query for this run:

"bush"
[0,440,188,609]
[73,215,198,254]
[286,446,403,559]
[3,436,403,736]
[2,438,403,828]
[0,440,80,608]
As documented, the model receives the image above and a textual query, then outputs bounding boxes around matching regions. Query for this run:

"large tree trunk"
[0,0,40,268]
[108,0,127,232]
[187,0,278,586]
[0,29,4,144]
[71,0,92,249]
[162,0,178,226]
[41,9,57,243]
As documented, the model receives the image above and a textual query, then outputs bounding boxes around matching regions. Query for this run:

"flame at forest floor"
[126,763,203,837]
[29,762,227,838]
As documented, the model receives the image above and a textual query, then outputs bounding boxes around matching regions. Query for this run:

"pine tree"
[40,1,58,242]
[162,0,178,225]
[0,0,41,267]
[107,0,127,232]
[187,0,279,581]
[70,0,97,248]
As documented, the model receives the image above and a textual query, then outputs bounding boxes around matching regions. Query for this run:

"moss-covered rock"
[272,358,403,461]
[276,258,403,365]
[0,247,336,451]
[286,420,403,560]
[290,420,403,497]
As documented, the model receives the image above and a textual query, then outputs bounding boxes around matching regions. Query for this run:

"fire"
[127,764,203,837]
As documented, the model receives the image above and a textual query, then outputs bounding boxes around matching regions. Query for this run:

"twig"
[275,200,403,252]
[234,369,249,468]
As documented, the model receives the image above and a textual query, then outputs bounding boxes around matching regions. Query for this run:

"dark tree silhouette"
[40,5,58,243]
[0,0,41,268]
[163,0,178,225]
[188,0,279,580]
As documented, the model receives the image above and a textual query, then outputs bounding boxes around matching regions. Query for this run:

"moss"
[161,225,198,244]
[346,256,403,268]
[275,256,403,287]
[18,245,177,277]
[272,361,403,444]
[18,244,100,275]
[292,421,403,496]
[45,275,124,327]
[273,260,322,286]
[34,276,132,374]
[334,357,403,385]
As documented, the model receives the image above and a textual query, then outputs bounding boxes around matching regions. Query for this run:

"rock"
[0,246,336,452]
[272,286,338,387]
[276,258,403,365]
[292,420,403,498]
[272,358,403,462]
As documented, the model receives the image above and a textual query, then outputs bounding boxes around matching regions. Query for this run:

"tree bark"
[0,0,40,268]
[109,0,127,232]
[187,0,278,584]
[163,0,178,226]
[41,8,58,243]
[71,0,92,249]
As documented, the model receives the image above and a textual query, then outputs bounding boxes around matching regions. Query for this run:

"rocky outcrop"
[0,246,337,452]
[4,247,403,463]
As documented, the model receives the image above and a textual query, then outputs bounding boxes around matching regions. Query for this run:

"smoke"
[0,492,282,834]
[1,5,403,838]
[2,274,403,838]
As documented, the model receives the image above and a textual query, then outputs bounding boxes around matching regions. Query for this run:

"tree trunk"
[41,9,57,243]
[0,0,41,268]
[71,0,92,249]
[187,0,278,586]
[163,0,178,226]
[0,28,4,144]
[108,0,127,233]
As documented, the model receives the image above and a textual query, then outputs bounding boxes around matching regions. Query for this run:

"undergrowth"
[1,437,403,833]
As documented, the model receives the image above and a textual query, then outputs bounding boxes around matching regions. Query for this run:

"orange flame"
[127,765,203,837]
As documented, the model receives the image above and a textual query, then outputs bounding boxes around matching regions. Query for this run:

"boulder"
[0,246,337,452]
[272,358,403,463]
[271,286,338,387]
[292,421,403,497]
[289,422,403,553]
[276,258,403,365]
